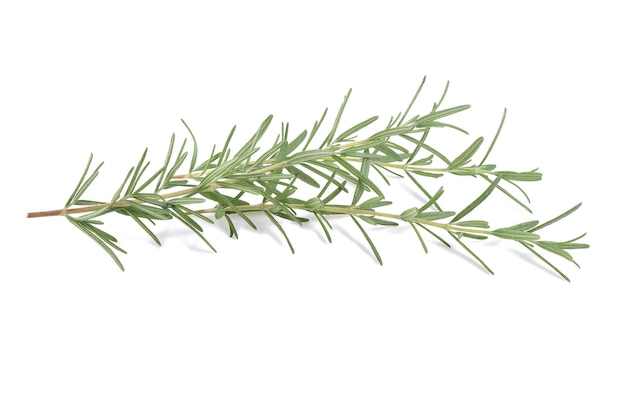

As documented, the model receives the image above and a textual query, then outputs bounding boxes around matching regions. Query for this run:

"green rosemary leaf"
[478,174,532,212]
[455,220,490,228]
[134,193,168,208]
[322,89,351,148]
[408,170,444,179]
[425,121,470,135]
[334,116,379,143]
[561,233,589,248]
[359,216,398,226]
[373,143,403,161]
[263,210,295,254]
[491,228,541,241]
[397,76,426,126]
[235,115,273,161]
[213,181,263,195]
[172,207,202,232]
[359,196,392,209]
[533,241,574,262]
[270,206,307,225]
[321,180,348,204]
[74,200,105,206]
[167,197,206,206]
[65,153,94,207]
[314,212,333,243]
[350,215,383,265]
[127,201,172,220]
[493,170,542,182]
[520,242,570,281]
[78,206,113,221]
[133,166,164,195]
[479,108,506,166]
[217,125,236,166]
[369,125,418,140]
[401,134,452,165]
[503,220,539,231]
[418,224,451,248]
[400,207,418,221]
[333,156,383,197]
[248,140,282,171]
[286,166,320,188]
[409,222,428,253]
[530,203,583,233]
[179,206,214,225]
[458,233,489,240]
[449,137,484,169]
[434,80,450,110]
[304,197,324,210]
[125,148,149,197]
[449,233,494,275]
[120,209,162,246]
[203,191,257,230]
[82,222,126,253]
[451,176,502,223]
[156,134,175,191]
[371,164,392,185]
[181,119,198,172]
[301,164,346,191]
[165,180,189,188]
[352,156,371,205]
[223,213,238,238]
[198,148,257,189]
[405,172,443,211]
[286,149,336,164]
[409,154,434,166]
[160,140,188,190]
[285,129,308,155]
[418,187,445,212]
[279,123,289,161]
[113,166,135,203]
[413,105,471,127]
[308,160,359,185]
[67,217,125,271]
[416,211,456,221]
[303,107,328,151]
[170,207,217,253]
[65,157,104,208]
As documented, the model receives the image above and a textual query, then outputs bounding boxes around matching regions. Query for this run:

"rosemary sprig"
[27,79,588,280]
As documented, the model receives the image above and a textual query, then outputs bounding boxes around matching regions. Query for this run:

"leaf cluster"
[28,78,588,280]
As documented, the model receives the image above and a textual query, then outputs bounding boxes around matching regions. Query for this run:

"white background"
[1,1,623,419]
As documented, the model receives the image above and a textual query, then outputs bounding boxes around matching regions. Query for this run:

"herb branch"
[27,79,588,280]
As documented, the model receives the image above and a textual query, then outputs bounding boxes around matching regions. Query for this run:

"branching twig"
[27,79,588,279]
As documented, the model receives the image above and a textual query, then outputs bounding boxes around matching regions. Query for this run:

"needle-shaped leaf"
[67,217,125,271]
[313,212,333,243]
[491,228,541,241]
[350,215,382,265]
[449,137,484,169]
[530,203,583,233]
[120,209,162,246]
[181,119,198,172]
[479,108,507,166]
[449,233,494,275]
[334,116,379,143]
[451,176,501,223]
[321,89,351,148]
[263,210,294,254]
